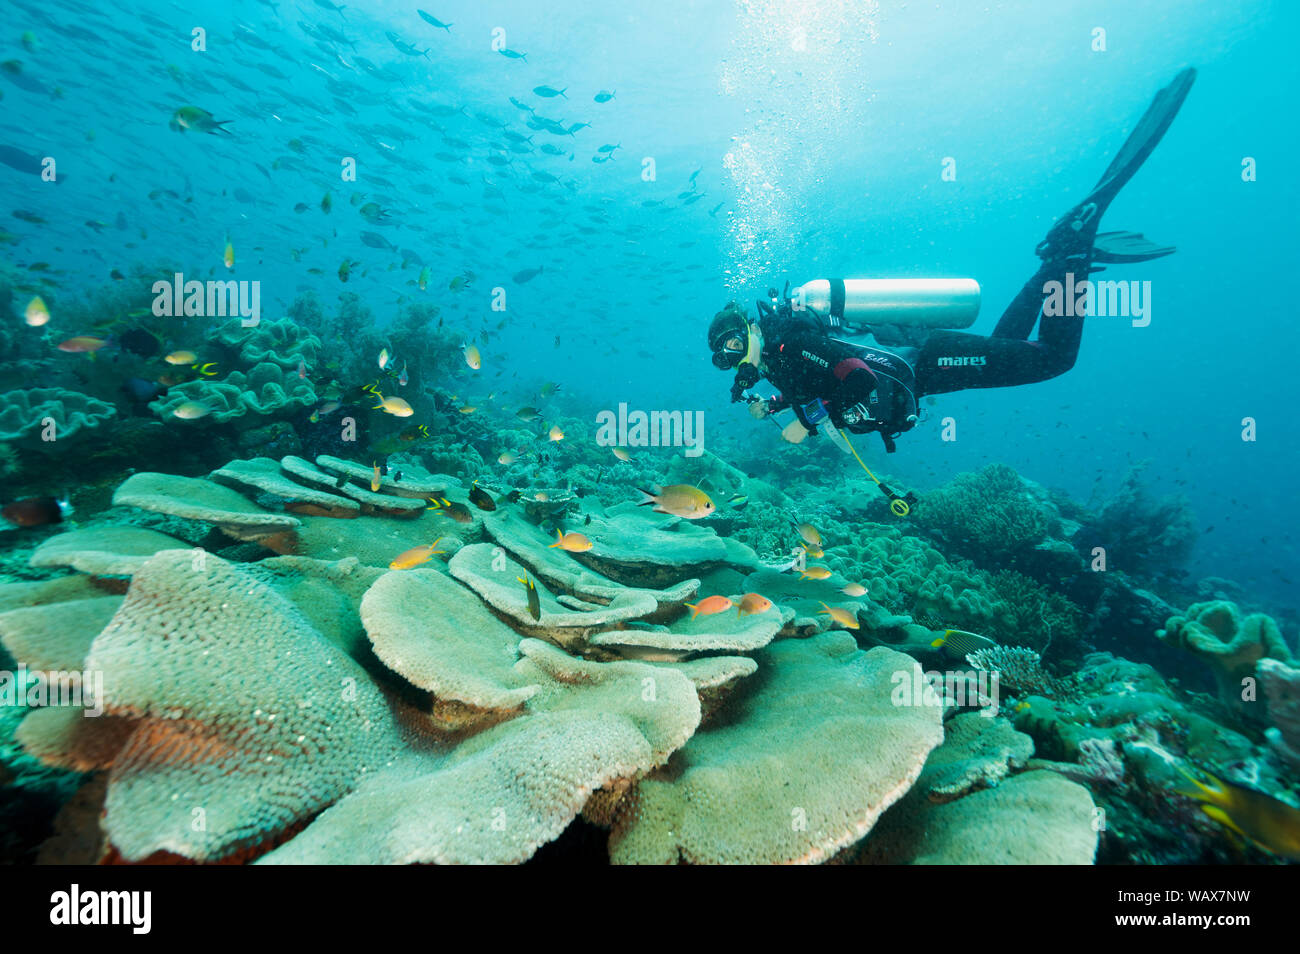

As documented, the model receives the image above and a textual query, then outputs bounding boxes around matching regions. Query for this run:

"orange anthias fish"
[686,595,734,619]
[549,530,592,552]
[389,540,444,570]
[736,593,774,617]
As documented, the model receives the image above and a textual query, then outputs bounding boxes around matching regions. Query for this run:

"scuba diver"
[709,69,1196,488]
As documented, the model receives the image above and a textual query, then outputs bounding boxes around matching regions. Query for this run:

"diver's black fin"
[1091,230,1176,264]
[1037,68,1196,262]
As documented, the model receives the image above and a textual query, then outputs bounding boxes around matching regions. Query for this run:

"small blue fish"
[533,85,567,99]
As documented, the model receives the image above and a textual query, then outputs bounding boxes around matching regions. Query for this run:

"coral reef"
[0,386,116,446]
[1,457,1143,866]
[1156,601,1292,711]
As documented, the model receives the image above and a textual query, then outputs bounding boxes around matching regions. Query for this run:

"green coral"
[1156,601,1293,712]
[214,317,321,371]
[149,361,315,424]
[911,463,1052,563]
[986,569,1085,656]
[0,386,116,446]
[825,525,1007,625]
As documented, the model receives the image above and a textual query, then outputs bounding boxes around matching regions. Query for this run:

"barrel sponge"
[84,550,407,861]
[257,639,700,865]
[608,636,945,864]
[0,386,116,444]
[856,770,1098,864]
[214,316,321,370]
[911,463,1051,559]
[1157,601,1292,704]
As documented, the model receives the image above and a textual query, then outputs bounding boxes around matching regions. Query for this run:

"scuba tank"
[791,278,980,333]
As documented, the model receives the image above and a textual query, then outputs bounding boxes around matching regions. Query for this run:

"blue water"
[3,0,1296,608]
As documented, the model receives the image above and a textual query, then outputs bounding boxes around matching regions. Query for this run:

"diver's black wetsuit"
[755,258,1083,451]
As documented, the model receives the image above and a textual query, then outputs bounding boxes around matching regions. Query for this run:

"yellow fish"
[930,629,997,657]
[799,565,831,581]
[498,451,517,465]
[374,394,413,417]
[549,530,592,552]
[841,582,867,597]
[611,447,630,462]
[165,350,197,365]
[464,343,481,369]
[24,296,49,327]
[548,425,564,441]
[636,484,715,520]
[797,523,822,546]
[223,239,235,269]
[1176,767,1300,861]
[389,540,444,570]
[819,602,859,629]
[370,462,381,492]
[736,592,774,617]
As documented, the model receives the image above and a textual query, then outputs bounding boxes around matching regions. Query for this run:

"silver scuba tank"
[792,278,981,329]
